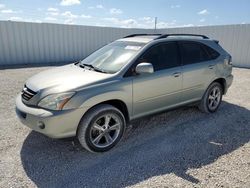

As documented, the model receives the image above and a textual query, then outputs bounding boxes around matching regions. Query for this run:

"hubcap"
[208,86,221,110]
[90,113,121,148]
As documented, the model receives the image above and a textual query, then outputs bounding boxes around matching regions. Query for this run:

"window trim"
[123,41,181,77]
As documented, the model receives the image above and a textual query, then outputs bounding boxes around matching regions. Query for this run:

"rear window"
[180,41,220,65]
[202,44,220,60]
[179,41,210,65]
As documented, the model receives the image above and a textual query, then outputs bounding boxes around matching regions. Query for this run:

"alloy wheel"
[208,86,221,111]
[89,113,121,148]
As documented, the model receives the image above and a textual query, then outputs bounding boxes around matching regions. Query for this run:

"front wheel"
[199,82,223,113]
[77,104,126,152]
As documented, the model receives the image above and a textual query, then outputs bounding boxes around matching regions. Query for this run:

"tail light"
[224,56,232,66]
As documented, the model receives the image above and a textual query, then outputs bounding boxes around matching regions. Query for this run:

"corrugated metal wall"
[0,21,153,65]
[0,21,249,67]
[158,24,250,68]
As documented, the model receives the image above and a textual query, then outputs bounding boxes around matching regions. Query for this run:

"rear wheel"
[199,82,223,113]
[77,104,125,152]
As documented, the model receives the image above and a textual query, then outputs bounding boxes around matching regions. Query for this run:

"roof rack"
[154,34,209,40]
[123,34,161,38]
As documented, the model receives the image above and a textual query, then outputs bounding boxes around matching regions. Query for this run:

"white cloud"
[141,17,152,21]
[81,14,92,19]
[181,24,194,27]
[60,0,81,6]
[140,17,154,24]
[103,17,138,28]
[171,5,180,8]
[110,8,123,15]
[198,9,209,15]
[96,4,104,9]
[157,21,177,28]
[45,17,57,21]
[103,17,118,22]
[64,19,74,24]
[1,9,16,13]
[200,18,206,22]
[94,23,107,27]
[47,7,59,12]
[61,11,78,18]
[33,19,42,23]
[47,12,59,16]
[122,19,137,27]
[157,22,168,28]
[103,17,179,29]
[9,16,22,21]
[61,11,78,24]
[0,4,5,9]
[47,8,59,16]
[12,18,42,23]
[88,5,104,10]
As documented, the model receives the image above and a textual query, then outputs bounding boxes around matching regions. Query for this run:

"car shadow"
[20,101,250,187]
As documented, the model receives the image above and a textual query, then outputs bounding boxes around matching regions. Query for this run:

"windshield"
[80,41,145,73]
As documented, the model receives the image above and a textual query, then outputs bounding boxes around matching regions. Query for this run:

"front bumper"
[15,94,86,138]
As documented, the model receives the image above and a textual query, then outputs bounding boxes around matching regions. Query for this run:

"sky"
[0,0,249,28]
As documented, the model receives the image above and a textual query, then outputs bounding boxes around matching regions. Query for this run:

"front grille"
[21,85,37,101]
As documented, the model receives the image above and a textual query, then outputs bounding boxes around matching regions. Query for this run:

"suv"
[16,34,233,152]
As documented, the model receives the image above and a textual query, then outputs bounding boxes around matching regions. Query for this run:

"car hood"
[26,64,113,93]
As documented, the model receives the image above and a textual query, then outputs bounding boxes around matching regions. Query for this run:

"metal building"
[0,20,249,68]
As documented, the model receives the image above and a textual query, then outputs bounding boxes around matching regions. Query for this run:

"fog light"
[38,121,45,129]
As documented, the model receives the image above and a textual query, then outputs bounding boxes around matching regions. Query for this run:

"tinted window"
[202,44,220,60]
[180,41,210,65]
[141,42,180,71]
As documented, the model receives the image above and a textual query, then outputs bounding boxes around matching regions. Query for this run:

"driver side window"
[124,42,180,77]
[140,42,180,71]
[141,45,162,71]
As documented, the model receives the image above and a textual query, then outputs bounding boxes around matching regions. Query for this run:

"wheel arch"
[98,99,130,123]
[81,99,130,124]
[211,78,226,94]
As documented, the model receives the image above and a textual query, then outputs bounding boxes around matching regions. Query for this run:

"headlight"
[38,92,75,110]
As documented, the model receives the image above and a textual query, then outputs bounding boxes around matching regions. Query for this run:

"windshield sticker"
[125,46,141,51]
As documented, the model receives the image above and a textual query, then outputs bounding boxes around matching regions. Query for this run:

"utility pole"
[154,17,157,32]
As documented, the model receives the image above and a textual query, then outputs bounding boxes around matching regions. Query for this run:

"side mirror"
[135,62,154,75]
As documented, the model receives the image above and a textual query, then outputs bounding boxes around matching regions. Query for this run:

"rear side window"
[141,42,180,71]
[179,41,210,65]
[202,44,220,60]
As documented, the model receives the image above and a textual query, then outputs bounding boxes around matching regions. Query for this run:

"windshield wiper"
[80,63,95,69]
[80,63,110,74]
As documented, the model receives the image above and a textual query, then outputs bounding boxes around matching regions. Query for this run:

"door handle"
[208,65,215,69]
[173,72,181,77]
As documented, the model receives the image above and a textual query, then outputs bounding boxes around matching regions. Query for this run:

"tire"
[199,82,223,113]
[77,104,126,152]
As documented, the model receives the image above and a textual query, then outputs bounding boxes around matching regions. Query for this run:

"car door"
[179,41,217,103]
[131,42,182,118]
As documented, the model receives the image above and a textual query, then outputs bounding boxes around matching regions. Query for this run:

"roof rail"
[124,34,161,38]
[154,34,209,40]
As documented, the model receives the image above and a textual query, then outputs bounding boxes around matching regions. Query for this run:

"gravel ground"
[0,66,249,188]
